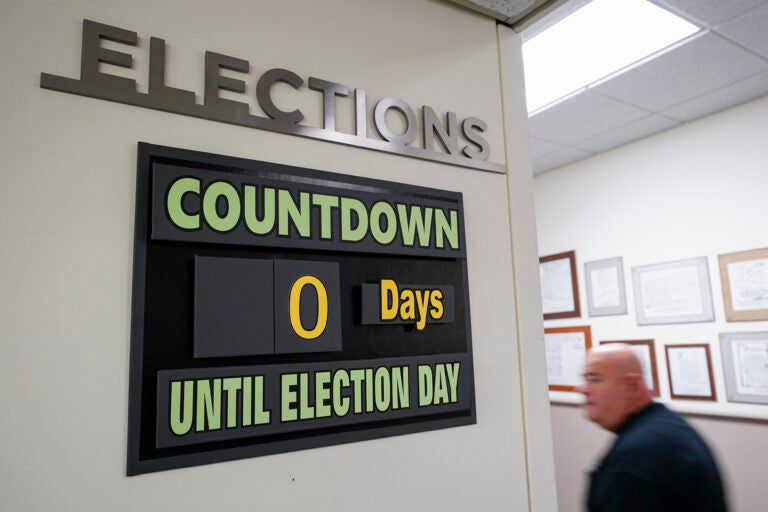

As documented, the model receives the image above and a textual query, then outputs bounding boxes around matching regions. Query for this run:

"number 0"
[289,275,328,339]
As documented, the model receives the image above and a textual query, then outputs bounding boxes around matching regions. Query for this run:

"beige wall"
[0,1,555,511]
[536,96,768,512]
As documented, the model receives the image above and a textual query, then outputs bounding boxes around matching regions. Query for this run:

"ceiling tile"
[593,32,768,112]
[572,114,681,153]
[651,0,767,26]
[532,147,593,175]
[663,70,768,121]
[529,137,564,159]
[458,0,540,18]
[448,0,549,23]
[716,3,768,59]
[528,90,650,145]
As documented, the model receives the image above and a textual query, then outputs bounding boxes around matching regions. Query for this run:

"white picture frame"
[585,257,627,317]
[720,332,768,405]
[632,257,714,325]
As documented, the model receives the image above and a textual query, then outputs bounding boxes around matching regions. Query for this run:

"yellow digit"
[289,275,328,339]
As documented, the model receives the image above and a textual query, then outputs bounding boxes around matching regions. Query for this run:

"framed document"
[718,247,768,322]
[585,257,627,317]
[720,331,768,404]
[601,339,660,397]
[540,250,580,320]
[632,257,715,325]
[544,326,592,391]
[665,344,717,401]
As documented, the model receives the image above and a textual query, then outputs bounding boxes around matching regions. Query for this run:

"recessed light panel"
[523,0,699,114]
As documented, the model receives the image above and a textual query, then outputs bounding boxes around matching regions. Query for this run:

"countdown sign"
[127,143,476,475]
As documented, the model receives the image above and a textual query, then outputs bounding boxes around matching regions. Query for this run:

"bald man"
[580,344,727,512]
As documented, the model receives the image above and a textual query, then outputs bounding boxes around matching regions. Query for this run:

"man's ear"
[623,373,642,393]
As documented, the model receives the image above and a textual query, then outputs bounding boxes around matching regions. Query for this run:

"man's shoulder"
[626,403,694,441]
[609,404,712,471]
[593,405,727,512]
[610,406,693,461]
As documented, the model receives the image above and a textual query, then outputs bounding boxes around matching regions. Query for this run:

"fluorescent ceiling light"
[523,0,699,114]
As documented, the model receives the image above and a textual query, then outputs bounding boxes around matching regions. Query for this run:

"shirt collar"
[616,401,661,435]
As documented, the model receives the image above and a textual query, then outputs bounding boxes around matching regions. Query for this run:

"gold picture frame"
[544,325,592,392]
[718,247,768,322]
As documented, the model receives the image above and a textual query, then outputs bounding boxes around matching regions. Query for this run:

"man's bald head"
[580,344,653,432]
[590,343,644,374]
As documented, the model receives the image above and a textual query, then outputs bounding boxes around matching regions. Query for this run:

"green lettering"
[397,204,433,247]
[281,373,298,422]
[166,177,201,230]
[222,377,242,428]
[446,363,460,403]
[242,376,252,426]
[374,367,391,412]
[277,189,310,237]
[312,194,339,240]
[299,372,315,419]
[435,209,459,250]
[315,371,332,418]
[340,197,368,242]
[253,375,270,425]
[349,369,365,414]
[392,366,409,409]
[418,365,433,407]
[433,364,449,405]
[203,181,240,232]
[365,368,374,412]
[333,369,351,416]
[370,201,397,245]
[169,380,194,436]
[243,185,276,235]
[196,379,221,432]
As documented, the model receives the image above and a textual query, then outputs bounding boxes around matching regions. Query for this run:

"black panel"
[127,143,476,475]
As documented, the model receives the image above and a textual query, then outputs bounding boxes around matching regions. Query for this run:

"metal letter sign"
[127,143,476,475]
[41,19,505,173]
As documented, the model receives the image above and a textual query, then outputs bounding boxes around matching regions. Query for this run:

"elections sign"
[127,143,476,475]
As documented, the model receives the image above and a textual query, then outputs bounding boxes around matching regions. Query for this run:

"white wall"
[536,96,768,512]
[0,1,554,511]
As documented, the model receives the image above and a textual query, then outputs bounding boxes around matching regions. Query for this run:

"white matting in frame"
[544,326,592,392]
[585,257,627,317]
[539,250,581,320]
[720,331,768,405]
[632,257,715,325]
[665,344,717,401]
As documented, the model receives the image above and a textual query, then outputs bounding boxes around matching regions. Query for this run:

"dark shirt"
[587,402,727,512]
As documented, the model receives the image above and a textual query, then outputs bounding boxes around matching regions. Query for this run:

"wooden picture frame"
[540,250,580,320]
[601,339,660,397]
[632,257,714,325]
[720,331,768,405]
[544,325,591,391]
[665,344,717,401]
[718,247,768,322]
[585,257,627,317]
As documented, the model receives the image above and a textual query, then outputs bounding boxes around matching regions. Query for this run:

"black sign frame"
[127,143,476,475]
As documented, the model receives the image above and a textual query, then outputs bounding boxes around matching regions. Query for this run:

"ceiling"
[449,0,768,174]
